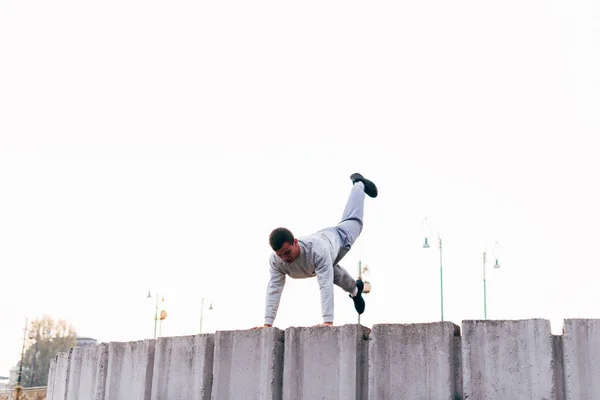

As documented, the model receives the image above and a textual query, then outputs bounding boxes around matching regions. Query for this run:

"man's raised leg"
[336,173,377,253]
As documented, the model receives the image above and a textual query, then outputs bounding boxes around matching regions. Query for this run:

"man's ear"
[294,238,298,246]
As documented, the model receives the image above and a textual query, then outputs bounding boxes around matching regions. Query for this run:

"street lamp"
[15,318,28,400]
[159,309,168,337]
[422,217,444,321]
[199,298,214,334]
[357,260,372,325]
[483,241,501,320]
[147,291,167,339]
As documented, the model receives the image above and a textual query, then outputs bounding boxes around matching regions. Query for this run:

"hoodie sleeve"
[314,250,334,323]
[264,256,286,325]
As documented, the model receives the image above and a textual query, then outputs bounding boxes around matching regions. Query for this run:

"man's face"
[275,239,299,263]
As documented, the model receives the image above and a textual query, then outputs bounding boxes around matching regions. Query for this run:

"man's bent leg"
[333,264,358,293]
[335,263,366,314]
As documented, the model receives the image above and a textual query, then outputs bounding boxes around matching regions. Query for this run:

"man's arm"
[314,251,334,324]
[264,258,286,326]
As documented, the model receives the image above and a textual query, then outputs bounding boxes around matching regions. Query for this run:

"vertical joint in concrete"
[552,335,566,400]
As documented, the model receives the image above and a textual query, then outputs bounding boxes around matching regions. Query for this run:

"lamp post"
[422,217,444,321]
[147,291,167,339]
[357,260,371,325]
[199,297,214,334]
[483,241,501,320]
[15,318,27,400]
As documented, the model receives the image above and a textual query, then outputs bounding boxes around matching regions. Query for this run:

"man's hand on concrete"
[314,322,333,327]
[250,324,272,330]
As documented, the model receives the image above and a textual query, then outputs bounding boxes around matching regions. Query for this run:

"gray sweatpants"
[326,182,366,293]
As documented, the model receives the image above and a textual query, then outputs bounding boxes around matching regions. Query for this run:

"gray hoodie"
[264,228,343,325]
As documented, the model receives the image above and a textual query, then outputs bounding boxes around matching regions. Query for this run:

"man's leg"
[333,263,358,293]
[334,263,366,314]
[335,173,377,253]
[334,181,366,264]
[332,173,377,315]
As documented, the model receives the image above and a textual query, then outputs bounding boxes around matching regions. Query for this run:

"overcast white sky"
[1,0,599,377]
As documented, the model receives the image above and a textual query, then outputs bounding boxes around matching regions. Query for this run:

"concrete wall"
[462,319,561,400]
[49,351,71,400]
[563,319,600,399]
[283,325,369,400]
[66,342,108,400]
[104,340,155,400]
[211,328,284,400]
[151,334,214,400]
[46,319,600,400]
[369,322,461,399]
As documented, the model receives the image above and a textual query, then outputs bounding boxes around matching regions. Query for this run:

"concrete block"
[49,351,72,400]
[368,322,462,400]
[104,339,155,400]
[151,334,214,400]
[211,328,284,400]
[46,355,58,400]
[563,319,600,399]
[283,324,369,400]
[66,343,109,400]
[462,319,560,400]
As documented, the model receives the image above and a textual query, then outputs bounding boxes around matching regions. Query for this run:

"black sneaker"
[350,173,378,198]
[350,279,366,314]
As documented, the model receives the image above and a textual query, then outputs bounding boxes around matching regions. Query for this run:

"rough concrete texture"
[369,322,462,400]
[563,319,600,399]
[104,339,155,400]
[211,328,284,400]
[43,320,600,400]
[462,319,560,400]
[66,343,108,400]
[50,351,71,400]
[283,324,370,400]
[151,334,214,400]
[46,355,58,400]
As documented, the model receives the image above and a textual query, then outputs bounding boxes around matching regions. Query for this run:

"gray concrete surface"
[151,334,214,400]
[66,343,108,400]
[368,322,461,400]
[283,324,369,400]
[563,319,600,399]
[104,339,155,400]
[211,328,284,400]
[50,351,71,400]
[46,355,57,400]
[45,320,600,400]
[462,319,560,400]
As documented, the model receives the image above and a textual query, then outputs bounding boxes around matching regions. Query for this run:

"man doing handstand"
[260,173,378,328]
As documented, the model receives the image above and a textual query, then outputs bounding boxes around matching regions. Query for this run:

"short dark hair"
[269,227,294,251]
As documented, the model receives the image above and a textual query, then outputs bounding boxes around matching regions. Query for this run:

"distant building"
[76,336,98,347]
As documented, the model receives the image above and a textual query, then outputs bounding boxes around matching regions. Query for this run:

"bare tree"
[19,315,77,387]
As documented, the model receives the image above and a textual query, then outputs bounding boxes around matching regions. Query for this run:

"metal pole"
[357,260,361,325]
[439,238,444,322]
[154,294,159,339]
[15,318,27,400]
[483,251,487,320]
[200,297,205,333]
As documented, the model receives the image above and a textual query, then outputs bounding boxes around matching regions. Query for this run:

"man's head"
[269,227,300,263]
